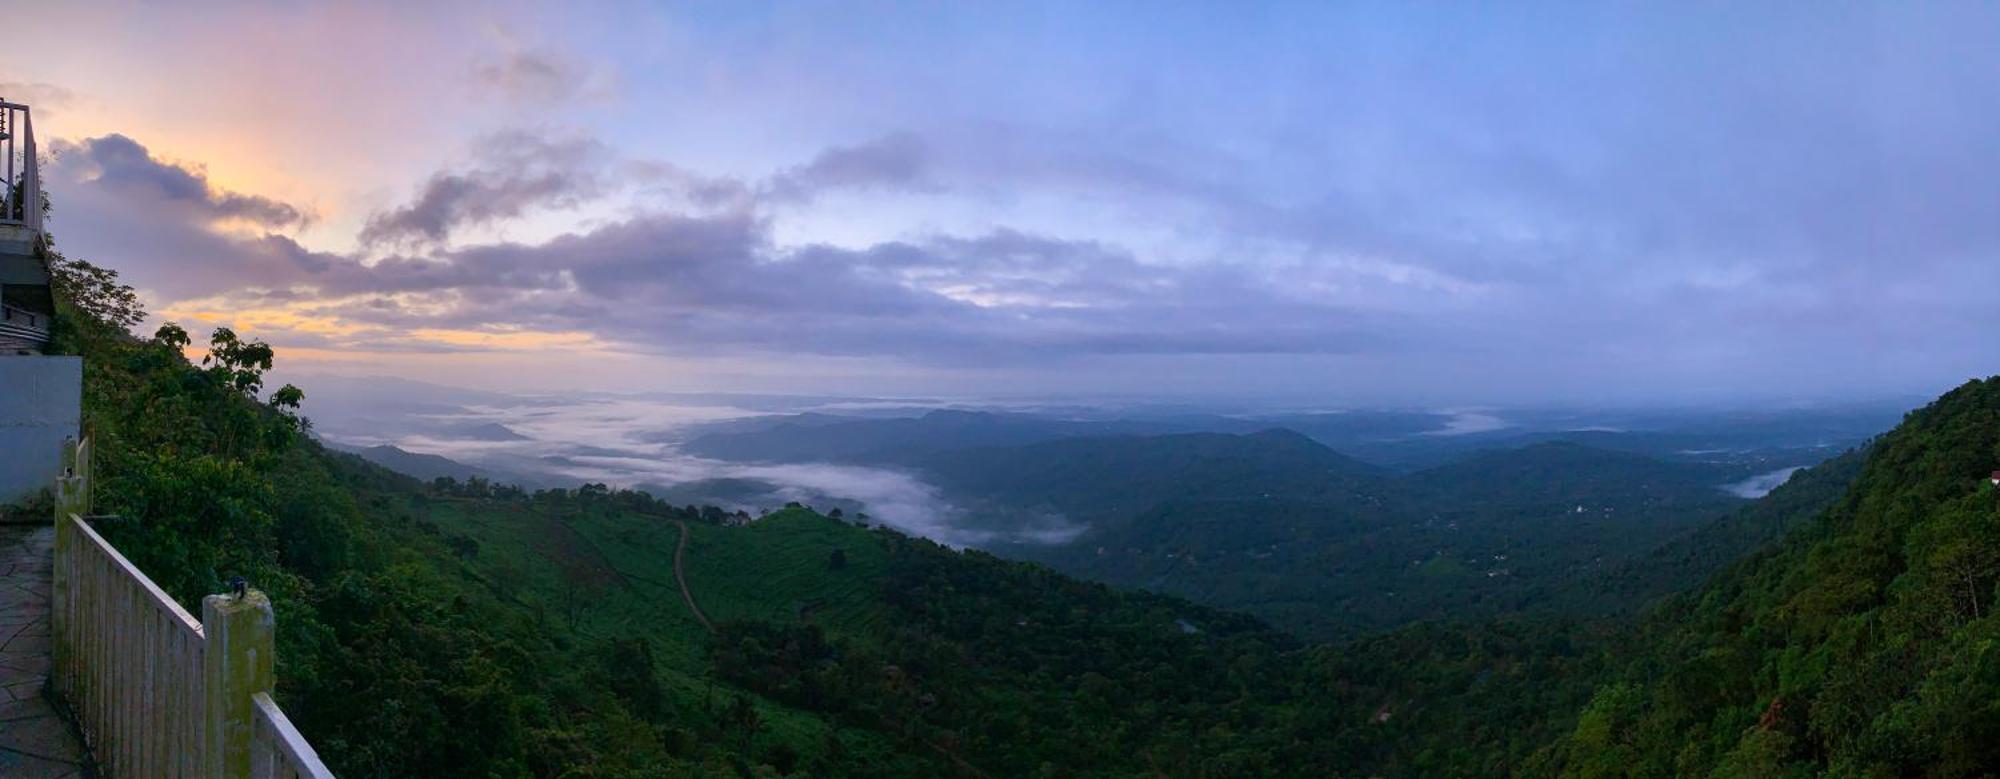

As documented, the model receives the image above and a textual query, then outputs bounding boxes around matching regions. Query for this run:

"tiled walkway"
[0,524,90,777]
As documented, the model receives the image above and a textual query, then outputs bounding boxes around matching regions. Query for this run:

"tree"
[1914,499,2000,622]
[203,327,277,396]
[598,637,665,721]
[829,548,848,571]
[728,695,762,755]
[50,256,145,332]
[154,322,190,349]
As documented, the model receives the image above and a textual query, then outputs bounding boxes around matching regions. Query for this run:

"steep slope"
[1553,446,1869,615]
[1535,378,2000,777]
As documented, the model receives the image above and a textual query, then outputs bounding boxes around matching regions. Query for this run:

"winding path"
[672,520,713,632]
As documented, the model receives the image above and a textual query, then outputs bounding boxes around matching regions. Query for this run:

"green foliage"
[1539,378,2000,777]
[48,261,679,774]
[49,254,145,333]
[972,435,1755,640]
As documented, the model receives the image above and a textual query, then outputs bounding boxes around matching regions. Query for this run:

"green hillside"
[1535,378,2000,776]
[331,443,513,484]
[943,433,1753,639]
[1552,447,1869,616]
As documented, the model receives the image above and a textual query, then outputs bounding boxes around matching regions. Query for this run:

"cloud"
[268,205,1386,364]
[359,131,613,246]
[46,90,2000,404]
[55,134,312,231]
[358,128,934,250]
[472,49,609,103]
[20,2,2000,404]
[0,81,76,111]
[273,129,1385,363]
[764,133,931,203]
[37,135,338,308]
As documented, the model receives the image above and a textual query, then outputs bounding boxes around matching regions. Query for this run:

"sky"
[6,1,1998,406]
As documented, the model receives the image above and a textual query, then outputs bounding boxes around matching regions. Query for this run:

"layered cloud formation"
[15,2,2000,402]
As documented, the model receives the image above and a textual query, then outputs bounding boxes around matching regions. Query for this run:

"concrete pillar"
[50,437,87,688]
[54,436,89,517]
[203,589,274,779]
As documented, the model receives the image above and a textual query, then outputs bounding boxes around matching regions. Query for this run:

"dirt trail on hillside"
[673,520,714,632]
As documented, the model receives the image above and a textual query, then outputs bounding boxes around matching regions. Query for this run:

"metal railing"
[252,693,334,779]
[52,438,336,778]
[0,99,41,234]
[3,300,49,333]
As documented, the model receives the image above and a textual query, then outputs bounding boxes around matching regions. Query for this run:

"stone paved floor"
[0,524,90,778]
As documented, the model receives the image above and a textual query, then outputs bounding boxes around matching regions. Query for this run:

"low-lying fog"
[291,374,1904,549]
[295,376,1054,547]
[1722,467,1808,499]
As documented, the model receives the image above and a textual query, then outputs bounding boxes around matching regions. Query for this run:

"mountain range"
[50,263,2000,775]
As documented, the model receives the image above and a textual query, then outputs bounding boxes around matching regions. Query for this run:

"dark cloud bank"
[58,134,312,231]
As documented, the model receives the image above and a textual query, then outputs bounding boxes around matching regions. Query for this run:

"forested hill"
[42,240,2000,775]
[1551,446,1870,616]
[929,431,1754,639]
[41,262,1540,774]
[923,428,1387,514]
[37,253,1492,775]
[1533,378,2000,776]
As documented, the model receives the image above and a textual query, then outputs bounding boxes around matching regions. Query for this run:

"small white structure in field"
[1990,470,2000,487]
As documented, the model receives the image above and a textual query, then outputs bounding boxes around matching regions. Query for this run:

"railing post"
[56,436,91,517]
[51,437,88,698]
[204,589,275,779]
[21,106,38,236]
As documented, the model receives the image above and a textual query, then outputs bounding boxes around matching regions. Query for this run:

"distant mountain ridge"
[450,422,531,442]
[671,402,1904,639]
[680,404,1899,471]
[872,427,1753,638]
[679,408,1183,464]
[328,442,539,487]
[921,427,1385,513]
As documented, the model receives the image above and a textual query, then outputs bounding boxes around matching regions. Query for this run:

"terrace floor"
[0,523,91,777]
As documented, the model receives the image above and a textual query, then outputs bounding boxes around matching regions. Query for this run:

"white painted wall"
[0,356,81,505]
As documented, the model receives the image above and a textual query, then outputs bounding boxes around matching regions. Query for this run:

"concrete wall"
[0,356,81,505]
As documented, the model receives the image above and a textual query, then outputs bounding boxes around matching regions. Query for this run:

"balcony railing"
[0,99,43,235]
[52,438,336,778]
[2,300,49,331]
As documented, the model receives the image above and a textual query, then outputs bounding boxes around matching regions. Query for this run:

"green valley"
[35,247,1999,777]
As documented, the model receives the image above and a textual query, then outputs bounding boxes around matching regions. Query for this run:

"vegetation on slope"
[1535,378,2000,777]
[940,433,1752,639]
[41,249,1449,775]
